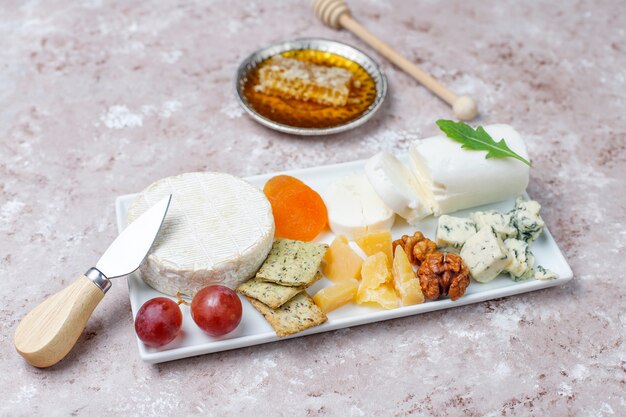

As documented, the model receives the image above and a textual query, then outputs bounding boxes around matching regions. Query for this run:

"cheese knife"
[14,195,172,368]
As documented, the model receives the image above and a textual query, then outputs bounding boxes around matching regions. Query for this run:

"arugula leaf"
[436,119,532,166]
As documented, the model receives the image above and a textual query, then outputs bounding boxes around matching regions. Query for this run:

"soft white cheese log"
[325,174,395,239]
[409,124,530,215]
[365,151,432,224]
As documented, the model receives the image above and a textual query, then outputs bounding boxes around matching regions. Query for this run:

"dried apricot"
[263,175,328,241]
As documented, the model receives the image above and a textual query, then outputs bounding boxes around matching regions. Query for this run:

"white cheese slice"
[460,226,511,283]
[127,172,275,296]
[365,151,432,224]
[470,210,517,240]
[325,174,395,239]
[503,238,535,280]
[436,215,477,250]
[409,124,530,215]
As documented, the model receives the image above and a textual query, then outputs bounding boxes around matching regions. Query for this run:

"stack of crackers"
[237,238,329,337]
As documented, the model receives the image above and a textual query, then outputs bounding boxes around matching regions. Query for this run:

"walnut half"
[392,231,437,267]
[417,252,470,301]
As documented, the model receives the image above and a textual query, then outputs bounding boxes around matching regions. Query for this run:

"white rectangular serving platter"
[115,158,573,364]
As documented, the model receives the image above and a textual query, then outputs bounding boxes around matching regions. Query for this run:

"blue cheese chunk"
[470,210,517,240]
[503,238,535,281]
[534,265,558,280]
[510,197,545,242]
[460,226,511,283]
[436,215,477,250]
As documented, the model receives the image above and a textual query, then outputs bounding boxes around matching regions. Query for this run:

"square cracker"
[237,278,302,309]
[256,239,328,287]
[237,272,322,309]
[246,292,328,337]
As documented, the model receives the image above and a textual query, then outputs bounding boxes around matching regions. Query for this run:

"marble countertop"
[1,0,624,416]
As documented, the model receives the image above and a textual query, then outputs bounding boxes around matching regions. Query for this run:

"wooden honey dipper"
[313,0,478,121]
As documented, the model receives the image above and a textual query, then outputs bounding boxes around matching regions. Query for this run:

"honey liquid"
[242,49,378,129]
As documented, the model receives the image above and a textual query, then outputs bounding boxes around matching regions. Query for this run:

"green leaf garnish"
[435,120,532,166]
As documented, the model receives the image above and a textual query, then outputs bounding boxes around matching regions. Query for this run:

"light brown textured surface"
[1,1,624,416]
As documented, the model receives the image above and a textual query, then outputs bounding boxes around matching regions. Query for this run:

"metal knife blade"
[96,195,171,278]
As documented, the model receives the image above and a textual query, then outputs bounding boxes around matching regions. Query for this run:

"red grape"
[191,285,242,337]
[134,297,182,347]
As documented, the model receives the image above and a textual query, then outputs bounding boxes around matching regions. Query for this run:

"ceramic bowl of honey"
[236,38,387,136]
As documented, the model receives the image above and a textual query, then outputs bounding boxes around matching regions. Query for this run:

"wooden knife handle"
[14,274,106,368]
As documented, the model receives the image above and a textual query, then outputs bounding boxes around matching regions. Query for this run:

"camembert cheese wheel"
[127,172,275,296]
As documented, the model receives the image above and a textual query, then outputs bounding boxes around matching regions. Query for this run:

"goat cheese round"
[325,174,395,239]
[127,172,275,296]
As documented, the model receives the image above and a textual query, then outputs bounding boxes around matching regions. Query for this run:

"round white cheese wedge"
[365,151,433,225]
[127,172,275,296]
[409,124,530,215]
[325,174,395,239]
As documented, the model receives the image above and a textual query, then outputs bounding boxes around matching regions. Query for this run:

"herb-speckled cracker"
[238,278,303,309]
[246,292,328,337]
[237,272,322,309]
[256,239,328,287]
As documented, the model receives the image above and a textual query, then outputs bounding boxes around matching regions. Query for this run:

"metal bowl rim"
[235,37,387,136]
